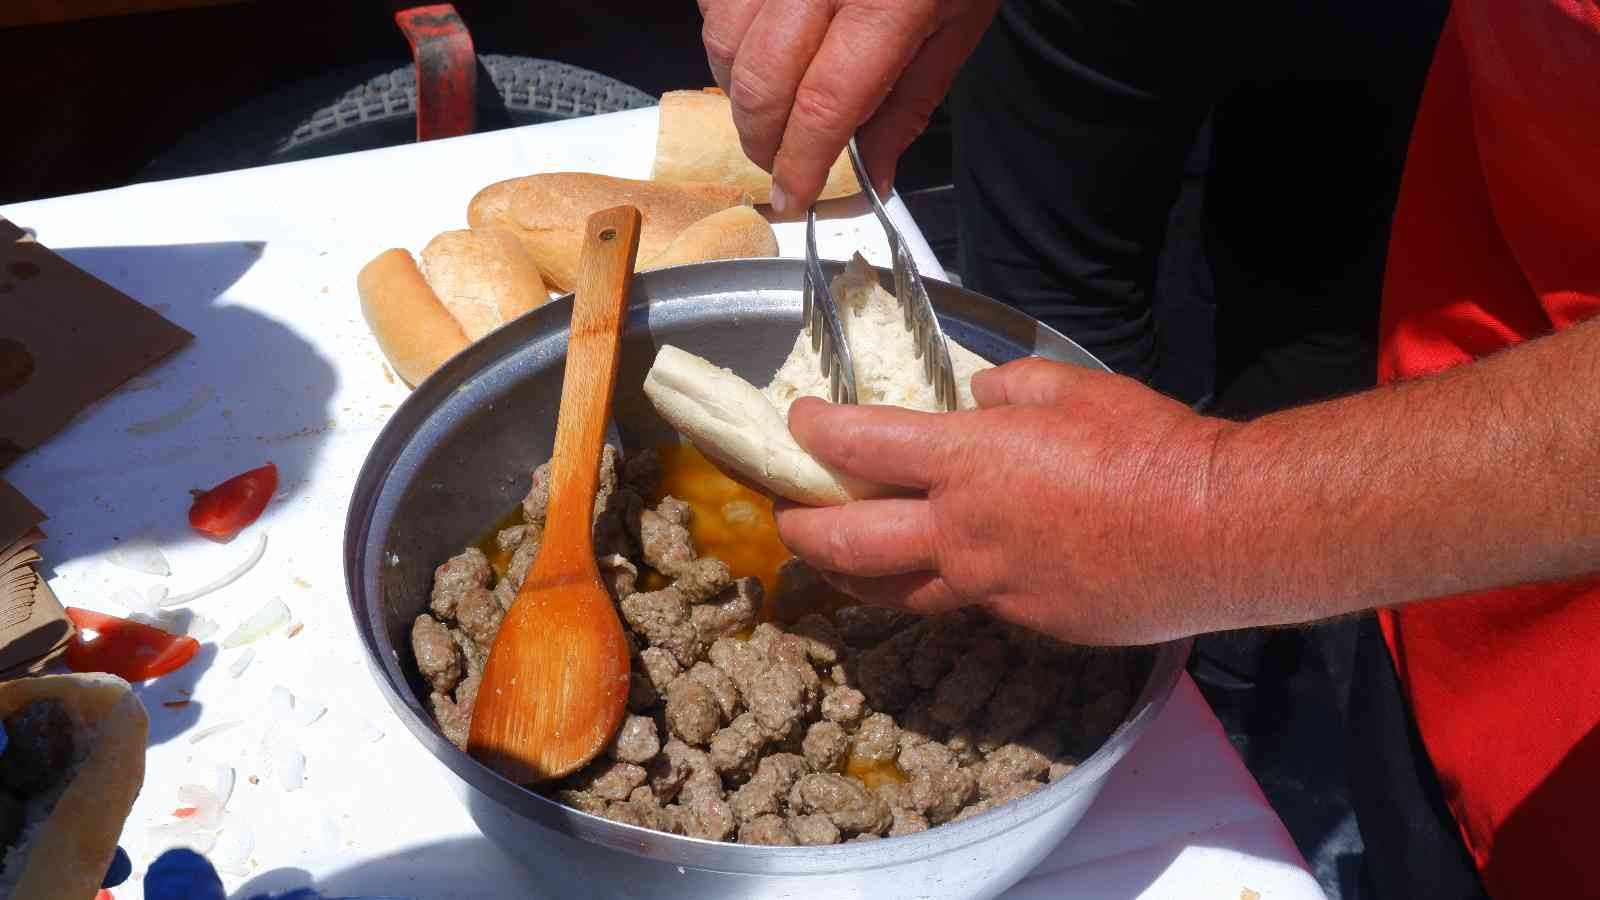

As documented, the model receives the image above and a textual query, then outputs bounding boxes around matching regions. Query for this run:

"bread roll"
[419,227,549,340]
[641,205,778,271]
[644,255,994,505]
[0,673,148,900]
[651,89,862,205]
[467,173,752,291]
[357,249,470,388]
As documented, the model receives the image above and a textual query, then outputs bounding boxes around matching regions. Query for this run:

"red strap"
[393,4,477,142]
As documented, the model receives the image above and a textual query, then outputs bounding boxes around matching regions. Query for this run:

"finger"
[855,3,999,198]
[787,397,965,490]
[769,3,940,211]
[817,570,969,617]
[774,497,937,576]
[700,0,766,94]
[971,357,1093,408]
[725,0,834,176]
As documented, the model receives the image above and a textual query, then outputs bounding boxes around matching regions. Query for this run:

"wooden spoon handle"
[537,206,642,577]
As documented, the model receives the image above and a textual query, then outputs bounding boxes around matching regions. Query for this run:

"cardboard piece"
[0,478,70,677]
[0,214,193,468]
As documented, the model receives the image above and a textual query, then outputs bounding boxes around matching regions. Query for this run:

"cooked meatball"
[746,657,816,739]
[677,770,735,841]
[852,713,899,764]
[931,638,1009,728]
[505,536,541,591]
[821,686,867,728]
[802,721,850,773]
[906,766,978,825]
[738,813,797,845]
[691,577,762,641]
[788,774,891,836]
[978,743,1052,798]
[789,813,842,846]
[621,587,703,668]
[685,662,741,723]
[709,713,767,783]
[664,677,722,746]
[568,760,648,802]
[454,587,503,649]
[979,664,1064,751]
[429,548,491,619]
[410,614,462,694]
[676,558,735,604]
[609,715,661,765]
[522,462,552,526]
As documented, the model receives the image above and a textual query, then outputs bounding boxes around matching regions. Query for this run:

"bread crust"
[641,206,778,272]
[419,227,549,341]
[0,673,148,900]
[466,173,751,291]
[357,248,470,387]
[651,90,862,205]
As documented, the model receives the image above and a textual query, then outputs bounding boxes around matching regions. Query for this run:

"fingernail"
[769,182,789,215]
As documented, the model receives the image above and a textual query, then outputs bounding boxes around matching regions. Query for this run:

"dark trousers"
[948,1,1487,897]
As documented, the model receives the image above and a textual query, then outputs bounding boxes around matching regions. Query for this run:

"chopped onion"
[221,598,289,648]
[275,747,306,791]
[227,648,255,678]
[146,584,170,607]
[267,686,293,722]
[108,538,171,576]
[187,720,243,745]
[148,817,218,855]
[111,584,160,616]
[211,817,255,876]
[213,765,236,810]
[175,784,223,829]
[186,614,220,640]
[163,532,268,607]
[291,697,326,728]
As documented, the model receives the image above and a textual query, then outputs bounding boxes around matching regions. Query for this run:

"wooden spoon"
[468,205,641,784]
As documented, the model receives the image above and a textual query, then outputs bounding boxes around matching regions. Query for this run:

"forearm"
[1204,315,1600,629]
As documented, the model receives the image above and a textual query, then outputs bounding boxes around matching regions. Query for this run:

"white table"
[1,107,1324,900]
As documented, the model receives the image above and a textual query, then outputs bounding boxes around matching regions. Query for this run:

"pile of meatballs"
[411,447,1145,846]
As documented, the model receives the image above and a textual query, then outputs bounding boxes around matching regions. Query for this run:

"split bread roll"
[641,205,778,271]
[357,227,550,387]
[0,673,148,900]
[467,173,759,291]
[643,254,993,506]
[651,89,862,205]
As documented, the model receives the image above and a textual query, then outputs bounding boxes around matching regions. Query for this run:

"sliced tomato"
[65,608,199,682]
[188,462,277,539]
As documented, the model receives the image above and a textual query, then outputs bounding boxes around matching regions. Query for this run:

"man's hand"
[699,0,1001,213]
[774,358,1234,645]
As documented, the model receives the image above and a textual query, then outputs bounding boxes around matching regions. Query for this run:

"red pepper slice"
[96,891,114,900]
[188,462,277,539]
[65,608,199,682]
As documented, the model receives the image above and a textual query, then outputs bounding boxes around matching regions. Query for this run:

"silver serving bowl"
[345,258,1192,900]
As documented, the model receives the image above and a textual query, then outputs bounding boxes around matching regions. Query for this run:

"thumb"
[972,357,1092,408]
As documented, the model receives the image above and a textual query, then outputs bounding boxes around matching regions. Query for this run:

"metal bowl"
[345,258,1192,900]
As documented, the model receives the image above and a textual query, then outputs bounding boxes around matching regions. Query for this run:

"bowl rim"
[344,257,1195,872]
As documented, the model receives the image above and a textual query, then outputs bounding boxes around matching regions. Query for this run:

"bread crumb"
[1241,889,1261,900]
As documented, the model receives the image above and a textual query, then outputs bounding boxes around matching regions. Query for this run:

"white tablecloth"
[1,107,1323,900]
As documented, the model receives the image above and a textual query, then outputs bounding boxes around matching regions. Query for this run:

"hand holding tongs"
[802,138,959,411]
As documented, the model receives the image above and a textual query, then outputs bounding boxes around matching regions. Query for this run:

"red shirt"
[1378,1,1600,897]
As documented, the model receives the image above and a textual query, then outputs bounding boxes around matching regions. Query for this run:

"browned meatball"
[454,587,504,649]
[930,638,1009,728]
[738,814,797,845]
[789,813,842,846]
[410,614,462,695]
[664,677,722,746]
[429,548,491,619]
[709,713,767,783]
[788,774,891,836]
[802,721,850,773]
[609,715,661,765]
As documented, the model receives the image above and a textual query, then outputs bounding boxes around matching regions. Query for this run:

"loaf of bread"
[358,227,552,387]
[467,173,757,291]
[0,673,148,900]
[643,255,993,505]
[651,89,862,205]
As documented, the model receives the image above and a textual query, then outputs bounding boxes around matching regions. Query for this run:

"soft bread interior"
[643,255,993,506]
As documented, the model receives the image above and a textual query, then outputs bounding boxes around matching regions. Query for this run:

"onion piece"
[186,614,220,640]
[267,685,293,722]
[111,584,160,616]
[187,720,244,745]
[162,532,268,607]
[175,784,223,829]
[221,598,289,649]
[275,747,306,791]
[227,648,255,678]
[148,817,218,855]
[292,697,326,728]
[211,817,255,876]
[108,538,171,576]
[214,765,236,810]
[146,584,170,607]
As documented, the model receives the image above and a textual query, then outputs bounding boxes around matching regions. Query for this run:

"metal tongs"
[802,138,959,411]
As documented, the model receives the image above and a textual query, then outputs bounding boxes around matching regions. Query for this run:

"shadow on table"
[230,836,528,900]
[8,238,341,574]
